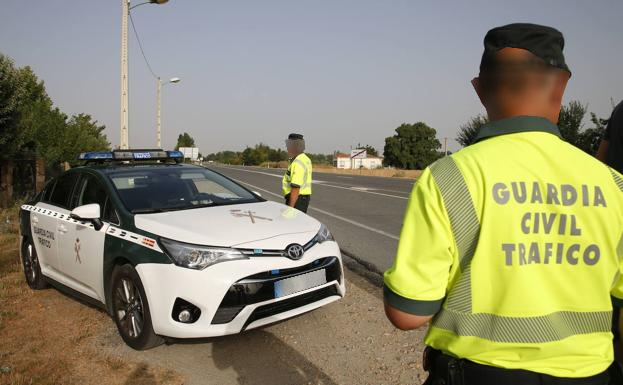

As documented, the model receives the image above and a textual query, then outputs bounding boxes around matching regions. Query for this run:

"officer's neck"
[486,94,560,124]
[487,102,558,124]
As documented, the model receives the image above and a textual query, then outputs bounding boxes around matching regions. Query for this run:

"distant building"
[334,152,383,169]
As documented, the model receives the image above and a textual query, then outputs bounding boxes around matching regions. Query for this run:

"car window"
[75,174,120,225]
[107,167,260,213]
[42,180,56,203]
[103,197,120,224]
[49,173,79,209]
[76,174,107,208]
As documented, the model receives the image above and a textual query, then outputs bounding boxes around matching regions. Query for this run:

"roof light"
[167,150,184,158]
[77,149,183,162]
[78,152,114,160]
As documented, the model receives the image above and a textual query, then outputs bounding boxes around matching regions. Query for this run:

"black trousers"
[284,194,310,213]
[424,348,614,385]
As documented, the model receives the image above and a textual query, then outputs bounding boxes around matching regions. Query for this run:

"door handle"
[32,216,39,224]
[58,224,68,234]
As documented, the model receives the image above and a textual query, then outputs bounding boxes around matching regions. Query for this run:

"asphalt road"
[206,164,416,272]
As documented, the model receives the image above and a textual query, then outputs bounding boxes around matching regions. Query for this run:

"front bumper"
[136,241,345,338]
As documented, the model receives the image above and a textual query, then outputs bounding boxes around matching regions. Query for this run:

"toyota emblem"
[285,244,304,260]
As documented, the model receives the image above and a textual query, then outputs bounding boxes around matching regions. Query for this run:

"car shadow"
[209,329,338,385]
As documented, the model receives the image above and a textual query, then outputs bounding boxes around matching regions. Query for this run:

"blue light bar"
[78,149,182,162]
[167,150,184,158]
[78,152,114,160]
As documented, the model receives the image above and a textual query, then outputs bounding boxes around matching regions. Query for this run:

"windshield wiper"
[132,208,165,214]
[157,203,218,212]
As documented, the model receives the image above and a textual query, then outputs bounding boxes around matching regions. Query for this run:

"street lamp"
[156,77,181,149]
[120,0,170,150]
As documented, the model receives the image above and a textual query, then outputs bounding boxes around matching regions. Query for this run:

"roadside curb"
[340,249,384,288]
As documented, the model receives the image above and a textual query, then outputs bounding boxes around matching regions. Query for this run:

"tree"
[383,122,441,169]
[0,54,28,159]
[175,132,196,149]
[306,153,333,165]
[557,100,610,155]
[61,114,110,166]
[558,100,587,146]
[456,101,609,155]
[456,114,489,147]
[355,143,379,157]
[576,112,608,155]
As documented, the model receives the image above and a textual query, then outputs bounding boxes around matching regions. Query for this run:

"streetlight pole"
[119,0,169,150]
[120,0,129,149]
[156,77,180,149]
[156,77,161,148]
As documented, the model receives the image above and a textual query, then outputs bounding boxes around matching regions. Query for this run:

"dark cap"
[288,133,304,140]
[480,23,571,76]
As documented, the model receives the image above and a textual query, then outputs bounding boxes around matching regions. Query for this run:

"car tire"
[110,264,163,350]
[21,238,49,290]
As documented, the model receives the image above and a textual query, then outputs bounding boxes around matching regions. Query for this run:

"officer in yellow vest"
[283,133,312,213]
[383,23,623,384]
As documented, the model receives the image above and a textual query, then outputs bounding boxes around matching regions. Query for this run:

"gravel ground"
[95,256,429,385]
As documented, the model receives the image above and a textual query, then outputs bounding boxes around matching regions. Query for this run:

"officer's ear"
[471,77,487,106]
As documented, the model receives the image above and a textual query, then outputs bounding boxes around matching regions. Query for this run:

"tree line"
[0,53,110,170]
[205,143,335,166]
[382,100,611,170]
[455,100,610,154]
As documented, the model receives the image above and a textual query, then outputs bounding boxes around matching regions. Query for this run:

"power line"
[128,12,157,79]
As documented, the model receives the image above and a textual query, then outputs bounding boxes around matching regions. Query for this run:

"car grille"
[210,305,245,324]
[242,285,339,330]
[210,257,341,325]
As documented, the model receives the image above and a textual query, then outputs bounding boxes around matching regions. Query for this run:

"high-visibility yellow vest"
[282,153,312,196]
[384,115,623,378]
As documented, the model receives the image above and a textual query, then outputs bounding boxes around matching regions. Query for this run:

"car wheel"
[21,238,48,290]
[111,264,163,350]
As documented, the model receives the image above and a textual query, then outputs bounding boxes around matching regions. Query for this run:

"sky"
[1,0,622,155]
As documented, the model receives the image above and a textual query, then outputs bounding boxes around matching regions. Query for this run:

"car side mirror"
[252,191,262,197]
[71,203,103,230]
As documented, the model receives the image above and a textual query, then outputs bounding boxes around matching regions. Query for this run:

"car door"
[57,173,113,302]
[31,173,79,279]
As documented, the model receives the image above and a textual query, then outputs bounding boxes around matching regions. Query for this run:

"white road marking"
[219,166,408,200]
[231,179,401,241]
[313,181,408,200]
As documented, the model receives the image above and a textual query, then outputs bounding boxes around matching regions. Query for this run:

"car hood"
[133,201,321,248]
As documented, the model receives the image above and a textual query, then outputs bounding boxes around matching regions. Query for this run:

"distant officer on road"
[383,23,623,384]
[283,133,312,213]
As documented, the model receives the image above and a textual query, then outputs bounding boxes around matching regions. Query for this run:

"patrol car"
[19,150,345,350]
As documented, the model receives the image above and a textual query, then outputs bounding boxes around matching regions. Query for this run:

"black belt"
[423,347,617,385]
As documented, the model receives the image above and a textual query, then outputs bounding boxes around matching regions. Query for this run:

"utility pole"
[120,0,130,149]
[444,137,448,156]
[120,0,170,150]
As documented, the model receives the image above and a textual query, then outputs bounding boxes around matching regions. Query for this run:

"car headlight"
[315,224,334,243]
[160,238,248,270]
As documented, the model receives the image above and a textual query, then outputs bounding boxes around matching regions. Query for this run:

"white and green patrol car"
[19,150,345,350]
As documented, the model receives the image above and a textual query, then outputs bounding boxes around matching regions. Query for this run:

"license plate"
[274,269,327,298]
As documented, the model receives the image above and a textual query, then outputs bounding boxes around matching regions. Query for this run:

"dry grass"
[313,165,421,179]
[0,204,184,385]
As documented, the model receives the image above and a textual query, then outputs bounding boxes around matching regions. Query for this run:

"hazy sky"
[1,1,622,154]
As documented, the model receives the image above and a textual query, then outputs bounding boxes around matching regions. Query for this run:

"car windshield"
[106,167,260,213]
